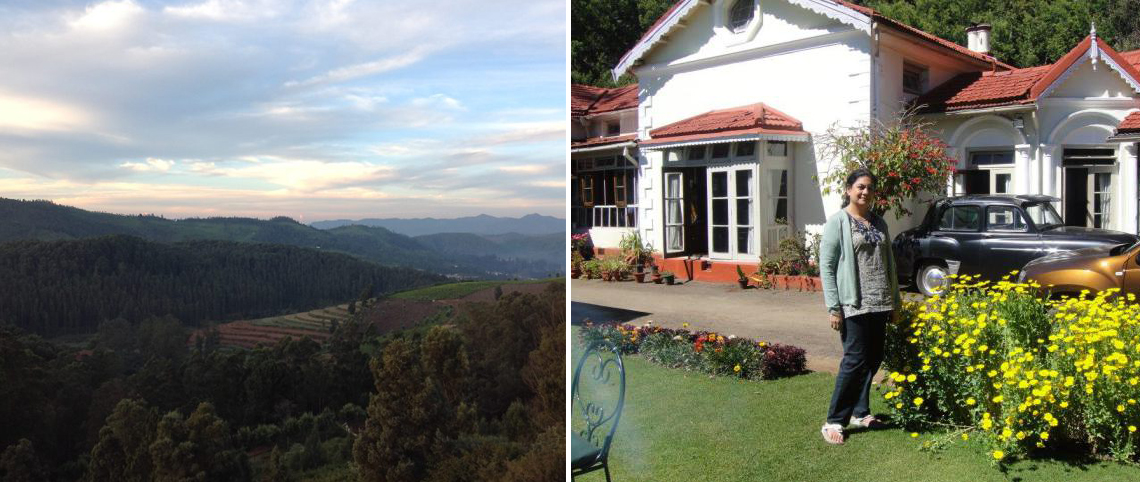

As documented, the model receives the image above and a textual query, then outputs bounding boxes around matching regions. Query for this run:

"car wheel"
[917,263,949,297]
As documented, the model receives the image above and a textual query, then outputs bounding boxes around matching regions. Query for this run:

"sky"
[0,0,566,221]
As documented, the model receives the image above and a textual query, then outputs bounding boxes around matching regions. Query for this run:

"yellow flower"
[1040,432,1049,440]
[966,397,976,406]
[961,433,969,441]
[733,364,742,373]
[993,450,1004,460]
[911,432,919,438]
[993,395,1004,403]
[1118,405,1126,413]
[1130,426,1137,433]
[1060,401,1069,408]
[907,374,917,382]
[914,397,924,407]
[683,322,689,328]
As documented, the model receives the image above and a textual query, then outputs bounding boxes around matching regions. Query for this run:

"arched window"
[729,0,754,32]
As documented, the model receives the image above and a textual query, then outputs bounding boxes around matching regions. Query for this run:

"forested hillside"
[0,198,554,279]
[0,235,443,336]
[0,283,564,481]
[572,0,1140,86]
[312,213,565,236]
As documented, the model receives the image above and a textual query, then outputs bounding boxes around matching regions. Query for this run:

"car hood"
[1024,244,1117,270]
[1041,226,1138,244]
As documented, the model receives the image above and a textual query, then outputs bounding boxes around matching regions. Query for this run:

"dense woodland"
[0,284,564,481]
[0,198,561,280]
[572,0,1140,86]
[0,235,443,336]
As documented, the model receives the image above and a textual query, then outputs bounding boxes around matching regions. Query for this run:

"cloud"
[285,48,430,88]
[190,158,397,191]
[164,0,282,22]
[0,92,93,133]
[69,0,145,32]
[120,157,175,172]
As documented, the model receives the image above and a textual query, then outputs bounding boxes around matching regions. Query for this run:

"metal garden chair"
[570,340,626,482]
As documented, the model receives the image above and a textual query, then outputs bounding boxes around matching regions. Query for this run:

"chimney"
[966,24,992,54]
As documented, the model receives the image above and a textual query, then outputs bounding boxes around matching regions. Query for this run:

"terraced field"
[195,304,351,349]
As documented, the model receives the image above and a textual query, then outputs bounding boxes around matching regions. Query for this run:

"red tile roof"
[571,133,638,150]
[644,103,805,145]
[1116,111,1140,134]
[1118,48,1140,70]
[918,36,1140,113]
[834,1,1012,70]
[571,84,638,117]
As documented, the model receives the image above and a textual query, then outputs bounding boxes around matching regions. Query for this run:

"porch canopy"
[1108,110,1140,142]
[639,103,809,149]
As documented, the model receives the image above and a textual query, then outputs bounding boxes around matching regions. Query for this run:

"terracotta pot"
[737,279,748,289]
[634,272,646,283]
[772,275,787,290]
[652,274,663,284]
[809,277,822,291]
[570,268,581,279]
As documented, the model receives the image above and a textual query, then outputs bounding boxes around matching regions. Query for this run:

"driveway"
[571,278,861,375]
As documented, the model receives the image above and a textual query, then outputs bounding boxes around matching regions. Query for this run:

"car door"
[1123,245,1140,297]
[928,204,985,277]
[980,205,1042,280]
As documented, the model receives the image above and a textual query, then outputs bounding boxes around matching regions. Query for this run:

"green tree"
[87,399,158,482]
[149,402,249,482]
[0,439,47,482]
[571,0,674,86]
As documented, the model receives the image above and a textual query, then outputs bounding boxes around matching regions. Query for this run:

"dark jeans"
[827,310,888,425]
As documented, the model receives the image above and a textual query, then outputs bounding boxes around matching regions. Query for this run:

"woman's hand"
[829,313,842,331]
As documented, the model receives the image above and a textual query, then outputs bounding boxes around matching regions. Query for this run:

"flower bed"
[883,273,1140,463]
[578,321,806,380]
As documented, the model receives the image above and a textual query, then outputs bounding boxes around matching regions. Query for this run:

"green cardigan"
[818,210,902,314]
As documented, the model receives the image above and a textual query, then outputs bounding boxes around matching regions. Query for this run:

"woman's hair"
[840,168,878,208]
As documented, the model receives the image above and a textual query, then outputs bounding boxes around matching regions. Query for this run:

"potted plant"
[662,271,676,285]
[570,251,583,279]
[736,265,749,289]
[619,231,654,273]
[651,264,663,284]
[582,259,601,280]
[633,264,646,283]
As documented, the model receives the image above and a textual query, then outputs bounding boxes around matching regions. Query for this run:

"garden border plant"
[578,321,807,381]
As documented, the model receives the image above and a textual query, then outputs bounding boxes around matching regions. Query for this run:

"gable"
[641,0,857,70]
[1047,60,1137,99]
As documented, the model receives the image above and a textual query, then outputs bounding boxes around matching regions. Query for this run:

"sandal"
[849,414,883,429]
[821,423,845,444]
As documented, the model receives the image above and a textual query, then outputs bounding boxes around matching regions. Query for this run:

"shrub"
[578,322,806,380]
[883,274,1140,463]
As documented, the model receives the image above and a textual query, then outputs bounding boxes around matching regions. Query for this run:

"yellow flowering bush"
[883,274,1140,462]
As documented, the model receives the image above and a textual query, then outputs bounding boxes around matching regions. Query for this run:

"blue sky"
[0,0,565,221]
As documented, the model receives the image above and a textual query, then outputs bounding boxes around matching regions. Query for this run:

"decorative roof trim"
[640,132,810,150]
[570,141,638,154]
[613,0,871,80]
[1033,36,1140,100]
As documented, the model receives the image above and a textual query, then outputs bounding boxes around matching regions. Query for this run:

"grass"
[571,329,1137,481]
[388,277,560,301]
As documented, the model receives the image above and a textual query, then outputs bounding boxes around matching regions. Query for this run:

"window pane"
[713,227,729,253]
[712,172,728,197]
[953,206,980,230]
[767,142,787,157]
[729,0,752,31]
[711,143,730,158]
[775,199,787,222]
[735,142,755,157]
[994,173,1011,193]
[667,226,683,251]
[713,199,728,225]
[737,227,753,254]
[687,146,706,160]
[735,169,752,197]
[986,206,1026,232]
[667,173,681,197]
[938,208,954,230]
[774,170,788,196]
[736,199,751,225]
[667,200,682,224]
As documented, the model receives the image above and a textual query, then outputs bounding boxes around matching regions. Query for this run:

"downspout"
[870,20,879,123]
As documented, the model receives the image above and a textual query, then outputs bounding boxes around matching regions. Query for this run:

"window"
[1092,172,1111,229]
[613,171,627,207]
[735,142,755,157]
[1062,148,1116,166]
[970,151,1014,166]
[766,141,787,157]
[1024,203,1063,227]
[711,143,731,159]
[594,156,617,169]
[938,205,981,231]
[903,61,928,95]
[728,0,753,32]
[581,176,595,207]
[986,206,1028,232]
[994,173,1011,193]
[687,146,706,160]
[606,121,620,136]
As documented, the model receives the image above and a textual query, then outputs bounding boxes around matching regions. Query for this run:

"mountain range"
[311,213,565,236]
[0,198,564,280]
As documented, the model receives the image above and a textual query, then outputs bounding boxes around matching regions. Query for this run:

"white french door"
[664,172,685,253]
[1088,167,1114,229]
[707,164,757,260]
[763,166,791,255]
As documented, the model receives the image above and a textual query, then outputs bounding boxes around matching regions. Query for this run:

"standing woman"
[818,169,901,445]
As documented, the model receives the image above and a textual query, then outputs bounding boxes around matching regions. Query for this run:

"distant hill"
[0,198,559,279]
[311,213,565,236]
[0,235,444,336]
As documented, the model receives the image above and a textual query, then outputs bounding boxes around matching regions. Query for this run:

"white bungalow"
[572,0,1140,282]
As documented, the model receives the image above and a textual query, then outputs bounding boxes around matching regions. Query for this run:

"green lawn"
[571,331,1136,481]
[388,278,560,301]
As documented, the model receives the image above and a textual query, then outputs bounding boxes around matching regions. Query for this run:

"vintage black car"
[893,195,1139,296]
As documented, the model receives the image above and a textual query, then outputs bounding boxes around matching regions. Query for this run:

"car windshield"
[1024,202,1063,228]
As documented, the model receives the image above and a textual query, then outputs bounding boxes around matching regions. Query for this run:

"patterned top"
[843,212,895,317]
